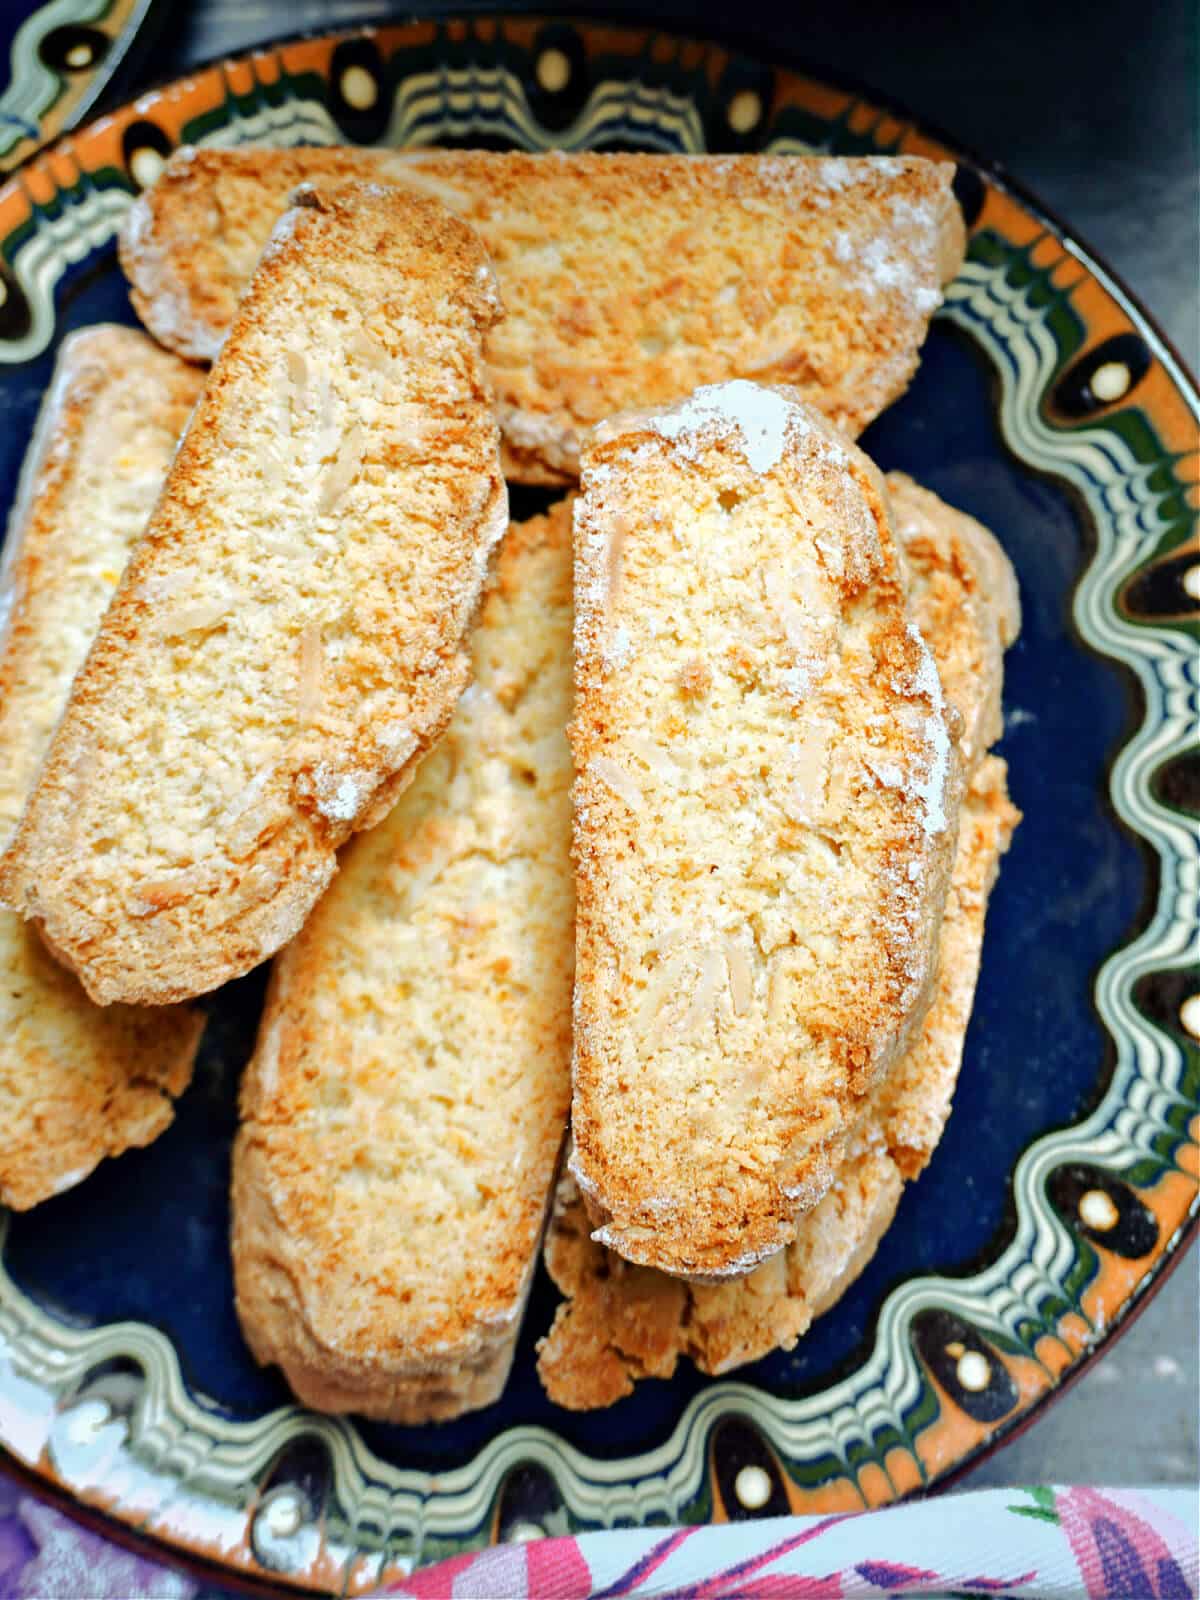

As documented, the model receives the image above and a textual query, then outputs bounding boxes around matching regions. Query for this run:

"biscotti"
[538,756,1019,1406]
[539,478,1022,1402]
[0,327,203,1208]
[232,501,574,1423]
[569,381,964,1280]
[888,472,1021,775]
[120,148,965,483]
[0,184,507,1005]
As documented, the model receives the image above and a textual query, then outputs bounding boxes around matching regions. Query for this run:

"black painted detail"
[708,58,774,153]
[710,1416,790,1519]
[1150,750,1200,817]
[38,24,109,74]
[0,259,31,342]
[1048,1163,1160,1259]
[951,163,986,228]
[121,119,172,185]
[1052,332,1152,418]
[250,1435,331,1571]
[495,1460,562,1542]
[1120,550,1200,624]
[327,37,390,145]
[1132,967,1200,1041]
[72,1356,144,1417]
[911,1309,1019,1424]
[527,24,590,133]
[258,1433,331,1519]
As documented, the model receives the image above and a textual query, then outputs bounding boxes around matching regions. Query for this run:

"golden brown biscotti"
[232,502,575,1423]
[0,326,204,1208]
[569,382,964,1281]
[539,755,1020,1407]
[537,481,1022,1404]
[888,473,1021,775]
[871,755,1019,1178]
[0,184,507,1006]
[120,148,965,483]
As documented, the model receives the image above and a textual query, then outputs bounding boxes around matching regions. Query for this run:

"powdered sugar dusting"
[376,721,417,764]
[858,236,908,291]
[259,203,306,263]
[49,1164,91,1196]
[781,663,816,700]
[607,623,633,667]
[313,766,367,823]
[650,380,806,475]
[590,1223,783,1282]
[908,624,952,836]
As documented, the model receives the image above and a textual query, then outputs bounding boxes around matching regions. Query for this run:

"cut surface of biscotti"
[539,476,1022,1402]
[232,501,574,1423]
[570,382,963,1280]
[540,756,1019,1407]
[121,147,965,483]
[888,472,1021,776]
[0,184,506,1006]
[0,326,204,1208]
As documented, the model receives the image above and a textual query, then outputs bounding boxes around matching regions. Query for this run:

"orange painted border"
[0,17,1194,1594]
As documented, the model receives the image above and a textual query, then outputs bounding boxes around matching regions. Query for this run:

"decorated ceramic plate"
[0,0,167,173]
[0,16,1196,1596]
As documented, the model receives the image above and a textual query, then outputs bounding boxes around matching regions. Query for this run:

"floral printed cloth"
[0,1482,1195,1599]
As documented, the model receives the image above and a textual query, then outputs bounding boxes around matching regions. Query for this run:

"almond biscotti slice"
[0,326,204,1208]
[888,473,1021,775]
[539,755,1019,1407]
[539,475,1023,1401]
[570,382,964,1281]
[232,501,574,1423]
[0,184,507,1006]
[121,148,964,483]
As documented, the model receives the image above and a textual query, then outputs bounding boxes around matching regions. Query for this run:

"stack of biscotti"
[0,142,1026,1431]
[0,183,507,1005]
[120,148,964,481]
[539,470,1021,1407]
[232,501,574,1421]
[568,383,965,1281]
[0,327,205,1209]
[0,181,507,1222]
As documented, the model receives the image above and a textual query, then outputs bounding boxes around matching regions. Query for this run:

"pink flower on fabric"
[855,1560,940,1589]
[699,1575,844,1598]
[388,1548,478,1598]
[524,1533,592,1598]
[387,1537,591,1600]
[449,1543,526,1598]
[602,1520,848,1599]
[1058,1487,1195,1600]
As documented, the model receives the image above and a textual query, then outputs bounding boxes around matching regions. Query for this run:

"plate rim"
[0,0,169,172]
[0,11,1195,1591]
[6,7,1196,396]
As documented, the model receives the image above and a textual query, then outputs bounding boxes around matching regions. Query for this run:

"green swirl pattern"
[0,42,1196,1591]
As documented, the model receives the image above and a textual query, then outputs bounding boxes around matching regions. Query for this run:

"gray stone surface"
[964,1247,1198,1488]
[154,0,1198,1491]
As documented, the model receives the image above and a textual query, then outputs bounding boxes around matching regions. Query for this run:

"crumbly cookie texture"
[887,472,1021,775]
[539,757,1019,1407]
[538,473,1022,1405]
[232,503,574,1423]
[0,326,204,1208]
[120,148,964,482]
[0,184,506,1005]
[569,382,964,1281]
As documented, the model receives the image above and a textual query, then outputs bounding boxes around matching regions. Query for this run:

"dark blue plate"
[0,18,1195,1593]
